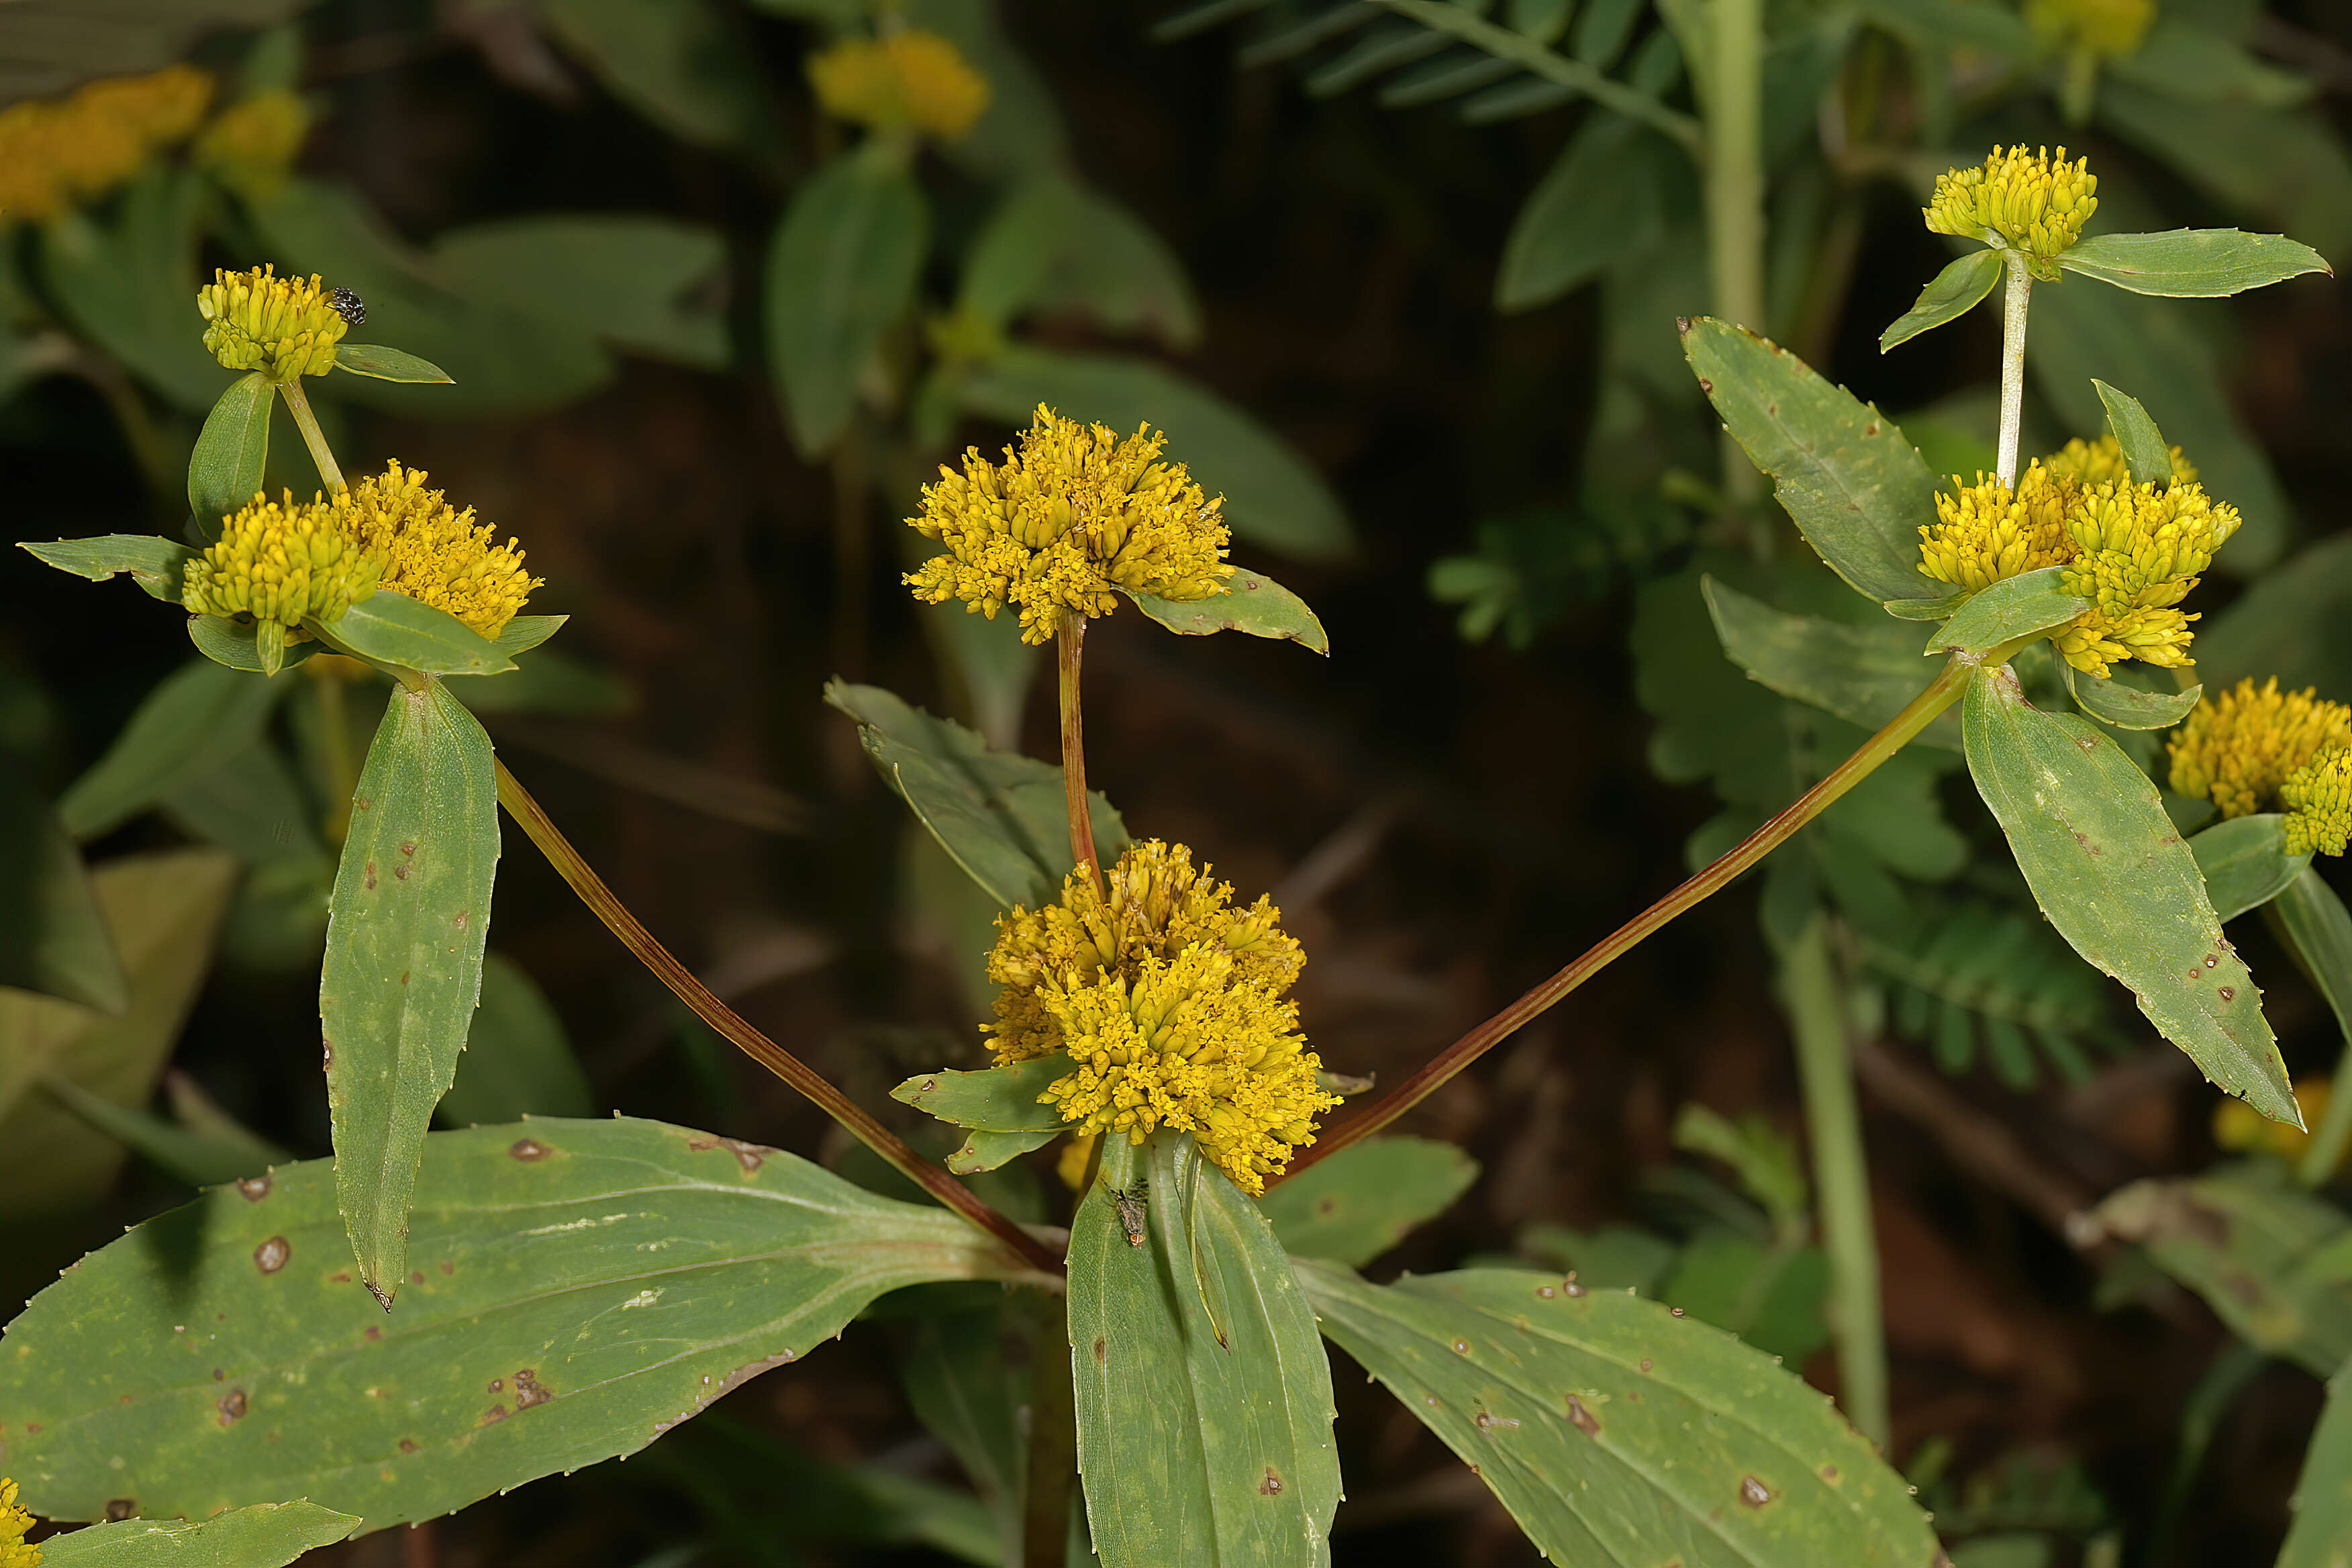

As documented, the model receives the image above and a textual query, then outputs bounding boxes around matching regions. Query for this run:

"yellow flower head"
[0,64,213,224]
[0,1476,33,1567]
[807,30,991,141]
[335,461,540,640]
[2026,0,2155,57]
[197,265,350,381]
[193,89,312,198]
[2166,678,2352,818]
[907,405,1233,644]
[2043,433,2196,489]
[182,490,383,646]
[985,839,1333,1193]
[2284,746,2352,857]
[2051,478,2237,677]
[1924,146,2098,273]
[1920,462,2075,592]
[2215,1077,2334,1163]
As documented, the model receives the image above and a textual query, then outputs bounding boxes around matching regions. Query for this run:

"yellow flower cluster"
[2215,1077,2334,1165]
[1924,146,2098,271]
[906,405,1233,644]
[0,1477,39,1568]
[986,840,1335,1193]
[0,65,212,225]
[182,489,384,648]
[807,30,991,141]
[197,265,350,381]
[193,89,312,198]
[2166,678,2352,818]
[2043,433,2196,488]
[338,462,540,640]
[1919,457,2237,676]
[2026,0,2155,57]
[2283,747,2352,857]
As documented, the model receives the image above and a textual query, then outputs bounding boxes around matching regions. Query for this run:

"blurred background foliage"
[9,0,2352,1562]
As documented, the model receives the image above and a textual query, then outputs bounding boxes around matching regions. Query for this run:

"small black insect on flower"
[326,287,366,327]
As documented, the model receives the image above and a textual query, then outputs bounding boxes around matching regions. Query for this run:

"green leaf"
[0,759,128,1012]
[58,659,285,841]
[958,346,1355,562]
[2057,659,2200,729]
[538,0,777,148]
[2059,228,2331,296]
[322,681,501,1303]
[1963,663,2294,1123]
[2275,867,2352,1103]
[187,373,274,533]
[1259,1136,1479,1266]
[36,1502,358,1567]
[436,952,593,1126]
[42,1071,283,1189]
[1701,577,1955,748]
[0,850,239,1216]
[1069,1132,1340,1567]
[765,146,929,458]
[1122,571,1330,654]
[826,680,1126,910]
[34,168,222,412]
[0,1116,1038,1530]
[2090,377,2173,485]
[332,342,454,383]
[490,614,567,657]
[946,1126,1060,1175]
[187,615,320,675]
[433,216,730,369]
[326,591,516,677]
[2278,1356,2352,1568]
[901,1298,1030,1563]
[2190,814,2308,922]
[1678,318,1943,603]
[1923,568,2088,656]
[1879,248,2004,352]
[19,534,193,602]
[1496,115,1675,312]
[2095,1163,2352,1374]
[1659,1232,1830,1367]
[893,1055,1071,1132]
[1881,589,1969,622]
[1296,1261,1941,1565]
[959,175,1201,349]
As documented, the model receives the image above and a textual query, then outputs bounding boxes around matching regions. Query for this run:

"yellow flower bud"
[807,30,991,142]
[0,1476,38,1568]
[193,89,313,199]
[2284,746,2352,858]
[1924,146,2098,273]
[197,264,350,381]
[2026,0,2155,58]
[2167,679,2352,819]
[0,64,213,226]
[181,490,383,654]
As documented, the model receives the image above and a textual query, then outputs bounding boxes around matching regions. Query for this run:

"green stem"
[1020,1293,1077,1568]
[1780,916,1889,1447]
[277,377,345,493]
[1282,654,1975,1179]
[1704,0,1767,522]
[492,757,1064,1277]
[309,658,358,845]
[1057,612,1102,898]
[1996,254,2032,489]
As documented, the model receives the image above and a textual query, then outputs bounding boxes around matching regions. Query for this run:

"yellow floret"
[2284,746,2352,858]
[807,30,991,141]
[906,405,1233,644]
[1919,463,2077,592]
[1924,146,2098,273]
[197,264,349,381]
[335,461,541,639]
[0,1477,36,1568]
[2043,434,2196,489]
[2167,678,2352,819]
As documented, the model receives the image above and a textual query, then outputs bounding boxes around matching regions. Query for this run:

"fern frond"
[1865,899,2121,1088]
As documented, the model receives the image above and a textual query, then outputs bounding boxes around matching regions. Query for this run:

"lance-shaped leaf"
[36,1502,359,1567]
[1295,1261,1941,1565]
[333,343,454,383]
[1259,1137,1479,1267]
[2094,1163,2352,1375]
[2091,378,2173,485]
[19,534,192,601]
[57,659,285,841]
[2277,868,2352,1120]
[1069,1132,1340,1567]
[1922,567,2086,657]
[0,1117,1040,1532]
[1879,248,2003,352]
[766,144,928,458]
[1963,664,2294,1124]
[1122,571,1329,654]
[322,680,500,1303]
[2279,1357,2352,1568]
[325,591,515,677]
[1701,577,1956,748]
[893,1055,1071,1174]
[2059,659,2200,730]
[0,761,127,1012]
[1678,317,1942,604]
[188,615,320,675]
[2059,228,2330,297]
[2192,815,2306,922]
[826,681,1126,910]
[187,372,273,536]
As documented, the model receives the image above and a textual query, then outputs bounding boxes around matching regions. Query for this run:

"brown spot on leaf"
[1260,1467,1283,1496]
[515,1369,550,1410]
[364,1327,382,1342]
[211,1369,224,1381]
[1093,1336,1106,1364]
[354,797,371,812]
[400,842,415,856]
[482,1404,508,1424]
[253,1236,290,1274]
[1566,1395,1601,1436]
[1822,1464,1839,1481]
[105,1500,136,1522]
[399,1439,420,1455]
[1670,1307,1685,1317]
[1563,1275,1586,1297]
[440,1260,453,1275]
[216,1389,246,1425]
[364,861,377,890]
[686,1134,774,1175]
[489,1377,505,1393]
[454,910,468,930]
[1316,1195,1338,1218]
[332,1271,352,1285]
[236,1175,271,1202]
[393,863,411,880]
[1639,1359,1653,1373]
[399,971,409,986]
[1538,1285,1557,1299]
[1739,1475,1773,1508]
[509,1138,551,1161]
[2220,986,2236,1001]
[409,1271,425,1286]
